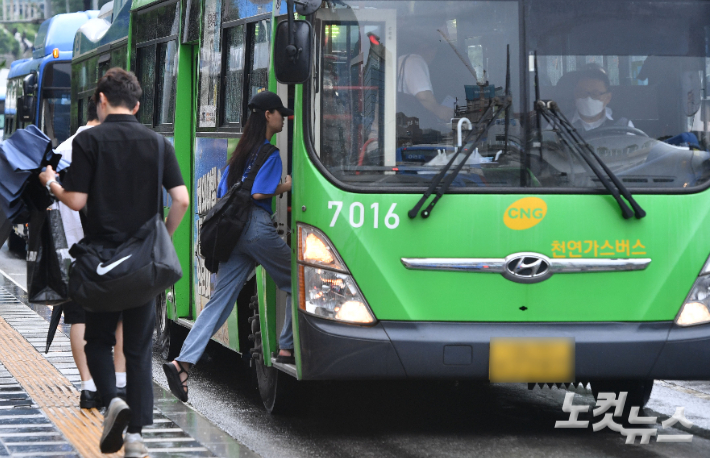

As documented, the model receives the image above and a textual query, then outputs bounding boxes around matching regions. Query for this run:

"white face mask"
[575,97,605,118]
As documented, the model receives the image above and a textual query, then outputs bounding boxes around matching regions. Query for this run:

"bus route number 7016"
[328,201,400,229]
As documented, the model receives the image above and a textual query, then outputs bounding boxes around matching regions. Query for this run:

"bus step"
[271,361,297,378]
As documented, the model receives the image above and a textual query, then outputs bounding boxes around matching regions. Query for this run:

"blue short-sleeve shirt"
[217,140,282,214]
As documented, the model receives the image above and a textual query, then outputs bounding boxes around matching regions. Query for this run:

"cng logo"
[503,197,547,230]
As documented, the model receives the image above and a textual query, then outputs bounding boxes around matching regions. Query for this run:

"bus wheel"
[250,295,301,414]
[154,290,186,361]
[591,379,654,410]
[154,292,170,360]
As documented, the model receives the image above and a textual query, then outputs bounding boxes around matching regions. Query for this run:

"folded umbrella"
[45,304,64,353]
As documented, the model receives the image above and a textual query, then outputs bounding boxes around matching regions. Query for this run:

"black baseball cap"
[248,91,294,116]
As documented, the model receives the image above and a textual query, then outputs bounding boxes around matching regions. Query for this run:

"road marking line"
[142,428,185,433]
[3,440,70,445]
[0,432,63,437]
[142,437,196,442]
[10,452,77,457]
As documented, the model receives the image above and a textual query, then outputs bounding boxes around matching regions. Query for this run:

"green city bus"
[72,0,710,413]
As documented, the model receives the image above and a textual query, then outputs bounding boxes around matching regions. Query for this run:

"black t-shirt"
[63,114,184,241]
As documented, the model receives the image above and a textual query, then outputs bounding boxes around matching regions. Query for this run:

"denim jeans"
[176,207,292,365]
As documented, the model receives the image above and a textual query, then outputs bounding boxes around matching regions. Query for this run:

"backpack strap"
[242,143,278,192]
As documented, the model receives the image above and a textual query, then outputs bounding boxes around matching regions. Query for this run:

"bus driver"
[570,66,634,132]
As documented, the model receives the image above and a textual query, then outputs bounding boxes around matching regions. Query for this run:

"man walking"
[53,98,128,410]
[39,68,189,456]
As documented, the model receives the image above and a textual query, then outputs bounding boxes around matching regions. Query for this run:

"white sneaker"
[100,398,131,453]
[124,433,150,458]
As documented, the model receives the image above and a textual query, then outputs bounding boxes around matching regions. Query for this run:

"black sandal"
[163,361,189,402]
[274,349,295,365]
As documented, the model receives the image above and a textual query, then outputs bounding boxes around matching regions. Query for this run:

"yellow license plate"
[489,338,574,383]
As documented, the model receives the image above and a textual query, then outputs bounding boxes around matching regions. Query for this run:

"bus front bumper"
[298,312,710,380]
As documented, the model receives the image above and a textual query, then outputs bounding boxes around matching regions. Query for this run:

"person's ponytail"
[226,110,270,188]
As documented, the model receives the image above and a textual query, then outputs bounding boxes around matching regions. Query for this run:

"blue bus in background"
[4,11,97,255]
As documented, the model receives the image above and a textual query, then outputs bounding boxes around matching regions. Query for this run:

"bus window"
[198,0,221,128]
[222,24,246,126]
[98,59,111,79]
[247,19,270,101]
[526,0,710,190]
[45,62,71,87]
[111,46,127,70]
[136,44,157,125]
[157,40,178,125]
[183,0,200,44]
[132,0,180,127]
[311,0,710,192]
[133,0,179,44]
[77,98,84,127]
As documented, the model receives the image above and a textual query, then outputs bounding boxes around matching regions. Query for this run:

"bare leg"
[70,324,92,382]
[113,320,126,372]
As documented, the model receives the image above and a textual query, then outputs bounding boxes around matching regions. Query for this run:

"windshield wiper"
[408,99,510,219]
[535,100,646,219]
[408,46,512,219]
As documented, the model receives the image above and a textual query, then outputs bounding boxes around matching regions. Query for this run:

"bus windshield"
[311,0,710,192]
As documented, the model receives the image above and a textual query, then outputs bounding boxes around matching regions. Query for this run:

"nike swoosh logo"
[96,255,132,276]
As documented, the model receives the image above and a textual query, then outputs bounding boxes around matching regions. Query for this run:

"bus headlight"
[676,275,710,326]
[297,224,376,325]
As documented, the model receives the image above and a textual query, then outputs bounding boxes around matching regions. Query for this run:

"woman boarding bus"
[163,91,293,402]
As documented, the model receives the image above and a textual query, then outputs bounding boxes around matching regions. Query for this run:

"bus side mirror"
[22,72,37,96]
[16,96,35,122]
[274,20,312,83]
[273,0,320,84]
[17,72,37,122]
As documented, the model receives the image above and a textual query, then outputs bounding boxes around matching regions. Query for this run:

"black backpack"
[200,143,277,273]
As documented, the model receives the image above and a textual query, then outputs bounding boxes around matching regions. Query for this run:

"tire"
[591,379,654,410]
[154,288,186,361]
[154,292,170,360]
[250,295,306,414]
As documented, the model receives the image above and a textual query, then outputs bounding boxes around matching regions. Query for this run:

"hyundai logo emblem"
[503,253,552,284]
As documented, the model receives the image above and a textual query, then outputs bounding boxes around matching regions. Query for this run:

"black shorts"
[63,301,86,324]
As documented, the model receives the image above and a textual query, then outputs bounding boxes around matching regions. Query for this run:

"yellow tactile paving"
[0,317,121,457]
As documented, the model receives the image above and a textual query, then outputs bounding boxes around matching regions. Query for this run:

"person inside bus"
[163,91,293,403]
[397,31,456,130]
[53,98,128,410]
[570,65,634,132]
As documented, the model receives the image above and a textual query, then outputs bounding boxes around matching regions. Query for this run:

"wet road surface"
[3,242,710,457]
[151,332,710,458]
